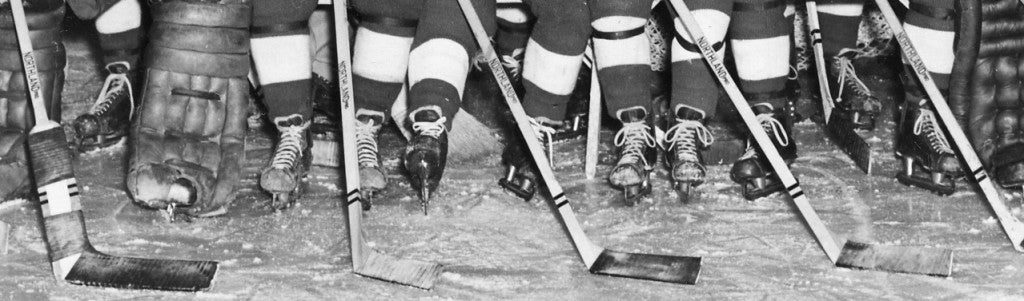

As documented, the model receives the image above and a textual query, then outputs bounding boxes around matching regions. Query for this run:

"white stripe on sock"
[732,35,791,81]
[592,16,649,69]
[904,23,955,74]
[95,0,142,34]
[818,3,865,17]
[252,35,313,85]
[408,38,470,97]
[672,9,730,62]
[354,28,413,83]
[523,39,583,95]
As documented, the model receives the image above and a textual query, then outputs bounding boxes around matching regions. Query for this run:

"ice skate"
[664,105,714,202]
[828,50,881,130]
[499,117,559,200]
[608,107,657,206]
[404,107,448,215]
[355,109,387,210]
[73,61,136,151]
[730,102,797,200]
[895,102,960,195]
[260,114,312,210]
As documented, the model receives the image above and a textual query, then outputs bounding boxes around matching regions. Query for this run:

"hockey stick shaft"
[805,0,836,122]
[455,0,603,265]
[873,0,1024,251]
[666,0,842,262]
[584,45,600,180]
[330,0,368,271]
[332,1,442,289]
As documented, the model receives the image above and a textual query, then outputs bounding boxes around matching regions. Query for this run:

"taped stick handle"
[804,0,837,123]
[873,0,1024,251]
[455,0,603,266]
[666,0,842,262]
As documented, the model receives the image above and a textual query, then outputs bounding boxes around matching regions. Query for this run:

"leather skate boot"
[355,109,386,210]
[827,50,882,130]
[260,114,312,209]
[730,100,797,200]
[499,116,560,200]
[895,101,961,195]
[73,61,137,151]
[404,106,448,215]
[664,105,714,202]
[608,107,657,206]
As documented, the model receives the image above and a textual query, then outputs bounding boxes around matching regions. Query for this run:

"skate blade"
[836,241,953,277]
[674,182,695,203]
[64,251,218,291]
[589,249,701,285]
[357,249,443,289]
[742,180,784,201]
[498,178,536,200]
[896,173,955,196]
[311,139,340,167]
[0,221,8,255]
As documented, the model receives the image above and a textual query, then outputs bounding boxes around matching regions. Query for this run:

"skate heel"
[419,181,431,215]
[896,156,955,196]
[498,165,537,200]
[673,181,694,203]
[622,178,652,207]
[740,176,785,200]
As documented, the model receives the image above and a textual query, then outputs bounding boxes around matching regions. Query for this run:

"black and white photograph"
[2,0,1024,299]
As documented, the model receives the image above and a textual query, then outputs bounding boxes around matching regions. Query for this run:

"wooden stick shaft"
[873,0,1024,251]
[456,0,603,266]
[666,0,842,262]
[584,46,601,180]
[805,0,836,122]
[331,0,369,269]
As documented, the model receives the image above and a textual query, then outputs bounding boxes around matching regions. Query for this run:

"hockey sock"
[251,0,318,120]
[590,0,653,119]
[818,1,864,56]
[95,0,143,67]
[521,0,590,121]
[670,0,732,120]
[731,0,790,107]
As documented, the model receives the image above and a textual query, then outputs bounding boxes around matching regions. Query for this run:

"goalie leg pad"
[128,0,250,215]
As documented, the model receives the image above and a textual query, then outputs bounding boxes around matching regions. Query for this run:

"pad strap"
[250,20,309,35]
[360,14,418,28]
[734,0,785,11]
[593,27,645,40]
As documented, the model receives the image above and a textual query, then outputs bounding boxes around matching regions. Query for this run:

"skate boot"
[260,114,312,209]
[499,116,559,200]
[895,102,961,195]
[608,107,657,206]
[73,61,136,151]
[828,50,882,130]
[730,102,798,200]
[355,109,387,210]
[404,107,448,215]
[664,105,714,202]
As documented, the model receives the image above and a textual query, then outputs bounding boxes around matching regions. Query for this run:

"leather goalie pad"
[950,0,1024,187]
[0,4,65,201]
[127,0,251,215]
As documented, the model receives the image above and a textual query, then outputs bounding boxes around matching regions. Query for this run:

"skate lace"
[412,117,448,139]
[741,113,790,159]
[912,109,954,154]
[613,122,657,166]
[271,122,310,169]
[355,118,382,168]
[91,72,133,118]
[665,120,714,163]
[529,118,558,164]
[501,48,525,79]
[834,55,872,102]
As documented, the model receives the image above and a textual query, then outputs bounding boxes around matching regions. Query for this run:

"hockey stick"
[9,0,218,291]
[584,45,601,180]
[804,1,873,174]
[457,0,701,284]
[332,0,443,289]
[872,0,1024,252]
[666,0,952,276]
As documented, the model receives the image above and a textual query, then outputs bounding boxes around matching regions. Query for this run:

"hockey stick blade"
[65,251,218,291]
[333,0,443,289]
[589,249,701,284]
[457,0,702,285]
[356,248,443,289]
[806,0,872,174]
[825,116,873,174]
[10,0,218,291]
[836,241,953,277]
